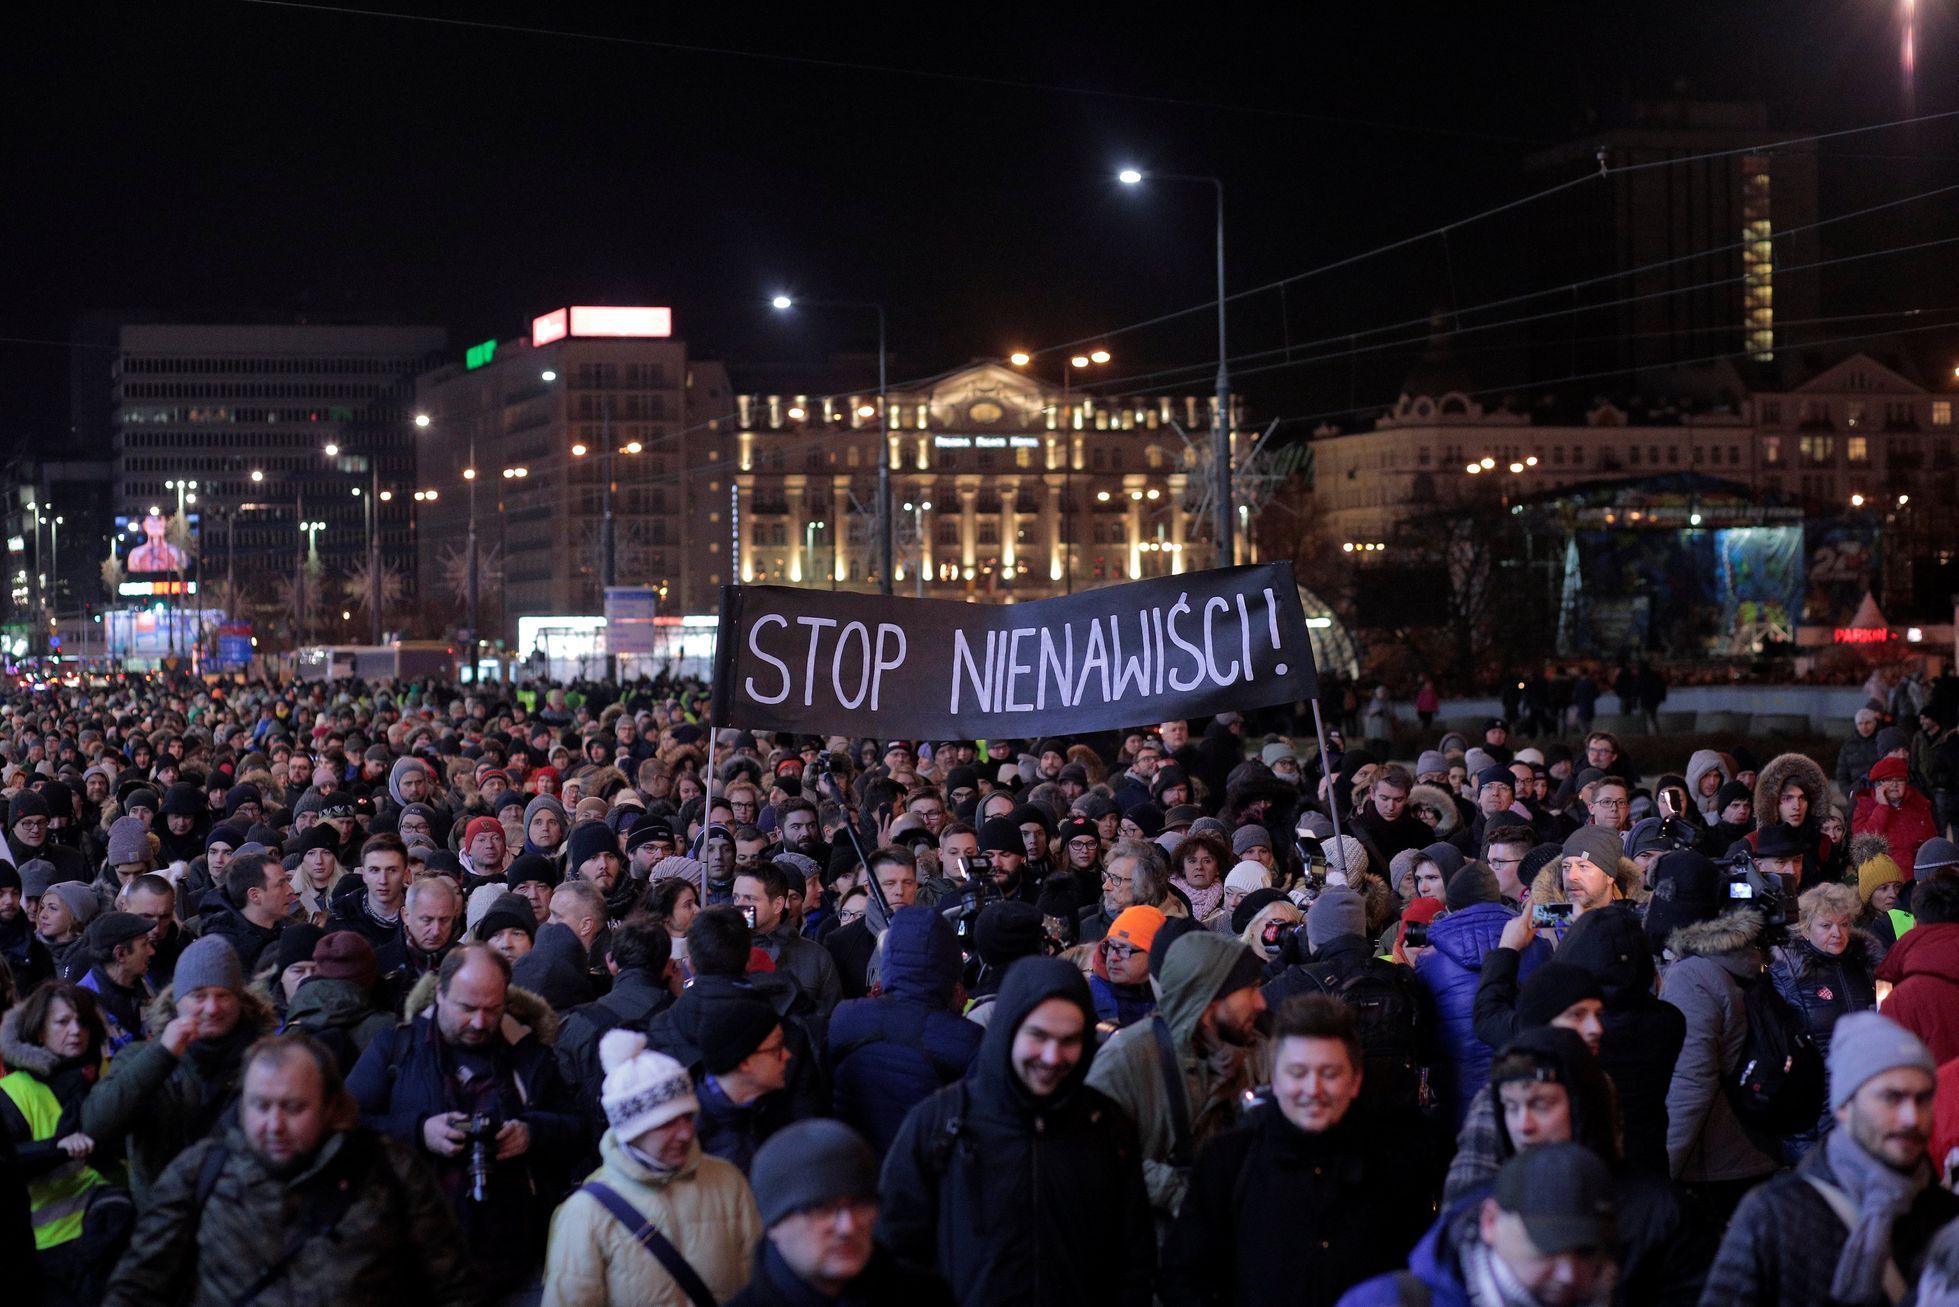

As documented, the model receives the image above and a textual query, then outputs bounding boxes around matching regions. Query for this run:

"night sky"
[7,2,1957,452]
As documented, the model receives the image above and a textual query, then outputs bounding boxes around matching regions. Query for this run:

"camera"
[461,1113,498,1202]
[1261,916,1311,964]
[1402,920,1432,949]
[1716,848,1793,934]
[950,851,994,883]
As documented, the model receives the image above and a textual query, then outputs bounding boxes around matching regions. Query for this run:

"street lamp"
[1119,166,1233,566]
[772,295,892,593]
[803,519,826,585]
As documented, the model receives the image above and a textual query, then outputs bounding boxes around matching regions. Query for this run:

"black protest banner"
[710,562,1319,739]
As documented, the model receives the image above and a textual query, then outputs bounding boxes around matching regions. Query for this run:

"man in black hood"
[879,956,1155,1307]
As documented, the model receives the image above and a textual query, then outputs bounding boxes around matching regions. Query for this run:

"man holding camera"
[348,942,582,1292]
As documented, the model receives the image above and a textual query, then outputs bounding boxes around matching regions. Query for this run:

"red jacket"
[1853,788,1940,874]
[1934,1059,1959,1187]
[1876,921,1959,1065]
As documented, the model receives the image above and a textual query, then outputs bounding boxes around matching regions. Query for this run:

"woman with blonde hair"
[1766,879,1880,1159]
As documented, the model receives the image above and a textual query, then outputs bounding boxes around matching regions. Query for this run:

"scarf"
[1174,876,1225,922]
[1460,1239,1548,1307]
[1823,1123,1930,1303]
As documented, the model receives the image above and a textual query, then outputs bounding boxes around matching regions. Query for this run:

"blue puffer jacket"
[1415,900,1550,1128]
[826,905,982,1155]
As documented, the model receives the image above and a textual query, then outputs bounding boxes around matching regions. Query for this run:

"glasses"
[1104,942,1140,961]
[1591,798,1628,810]
[1099,870,1126,887]
[837,908,865,925]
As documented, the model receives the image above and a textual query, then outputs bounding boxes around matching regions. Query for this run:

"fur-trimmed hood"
[1665,906,1766,963]
[1754,752,1828,826]
[1353,867,1394,938]
[1409,783,1461,838]
[0,1005,59,1076]
[399,970,561,1047]
[142,981,279,1042]
[1528,855,1646,908]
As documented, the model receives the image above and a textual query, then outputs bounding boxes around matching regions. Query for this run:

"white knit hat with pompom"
[598,1029,697,1141]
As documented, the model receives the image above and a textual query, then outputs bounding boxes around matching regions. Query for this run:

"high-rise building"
[1524,100,1820,379]
[110,323,446,637]
[412,308,732,646]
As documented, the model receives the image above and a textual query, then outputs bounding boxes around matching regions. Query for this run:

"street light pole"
[771,296,892,594]
[1118,169,1232,566]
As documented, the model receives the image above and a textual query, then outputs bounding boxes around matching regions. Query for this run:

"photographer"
[347,942,582,1292]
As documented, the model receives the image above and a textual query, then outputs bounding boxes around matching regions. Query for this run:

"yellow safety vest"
[0,1071,105,1249]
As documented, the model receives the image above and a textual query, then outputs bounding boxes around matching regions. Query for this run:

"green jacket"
[80,986,277,1207]
[1085,931,1264,1232]
[103,1126,479,1307]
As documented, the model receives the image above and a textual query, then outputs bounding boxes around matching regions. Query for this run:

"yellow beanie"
[1857,854,1906,906]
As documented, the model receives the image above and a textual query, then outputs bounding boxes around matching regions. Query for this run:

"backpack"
[1726,971,1826,1136]
[1305,958,1426,1110]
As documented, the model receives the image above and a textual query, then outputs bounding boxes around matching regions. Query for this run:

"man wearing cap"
[1338,1144,1617,1307]
[1555,825,1631,920]
[1704,1011,1959,1306]
[84,934,278,1206]
[880,955,1155,1307]
[1853,755,1939,876]
[284,930,394,1072]
[731,1119,953,1306]
[1086,906,1160,1030]
[457,815,511,890]
[74,911,157,1055]
[0,860,54,993]
[8,789,88,888]
[543,1029,761,1307]
[1088,931,1269,1232]
[349,942,581,1287]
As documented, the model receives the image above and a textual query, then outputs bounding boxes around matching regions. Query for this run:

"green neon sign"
[465,339,498,370]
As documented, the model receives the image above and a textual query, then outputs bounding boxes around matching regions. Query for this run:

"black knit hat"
[475,893,538,944]
[567,821,620,872]
[978,817,1023,856]
[973,900,1044,966]
[697,993,781,1075]
[505,852,560,891]
[1515,962,1605,1029]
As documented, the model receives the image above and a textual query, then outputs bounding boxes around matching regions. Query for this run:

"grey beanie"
[1231,825,1272,855]
[1445,860,1503,911]
[1561,825,1623,875]
[523,795,567,833]
[48,882,100,929]
[174,935,246,997]
[1828,1011,1937,1111]
[1416,750,1449,777]
[19,857,58,899]
[1305,885,1367,952]
[1296,812,1334,840]
[748,1119,880,1228]
[106,816,151,866]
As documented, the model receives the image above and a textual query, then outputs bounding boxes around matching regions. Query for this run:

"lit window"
[1847,436,1869,464]
[1935,400,1952,427]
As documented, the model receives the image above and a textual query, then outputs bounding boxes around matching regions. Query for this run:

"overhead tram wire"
[1015,105,1959,367]
[1069,226,1959,398]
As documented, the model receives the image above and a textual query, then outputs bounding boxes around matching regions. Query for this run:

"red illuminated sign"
[1833,627,1893,644]
[530,306,673,345]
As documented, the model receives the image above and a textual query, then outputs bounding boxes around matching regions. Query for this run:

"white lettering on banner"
[745,614,793,703]
[720,565,1310,735]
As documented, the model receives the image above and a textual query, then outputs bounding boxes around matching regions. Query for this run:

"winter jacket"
[556,968,674,1145]
[0,912,54,994]
[1851,787,1939,877]
[827,906,982,1156]
[542,1128,760,1307]
[102,1125,478,1307]
[81,984,277,1207]
[322,893,402,951]
[1087,932,1266,1229]
[1872,920,1959,1064]
[1160,1099,1436,1307]
[1835,730,1884,798]
[346,976,582,1284]
[196,897,284,975]
[1335,1197,1480,1307]
[878,957,1155,1307]
[822,918,876,999]
[1751,752,1836,886]
[645,972,831,1121]
[1766,933,1878,1064]
[1550,903,1686,1177]
[1700,1134,1959,1307]
[728,1240,955,1307]
[1657,909,1779,1183]
[1090,974,1159,1028]
[282,974,394,1074]
[756,918,842,1020]
[1415,899,1551,1127]
[0,1008,108,1251]
[511,922,598,1011]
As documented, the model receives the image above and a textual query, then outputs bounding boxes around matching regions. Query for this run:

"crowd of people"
[2,670,1959,1305]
